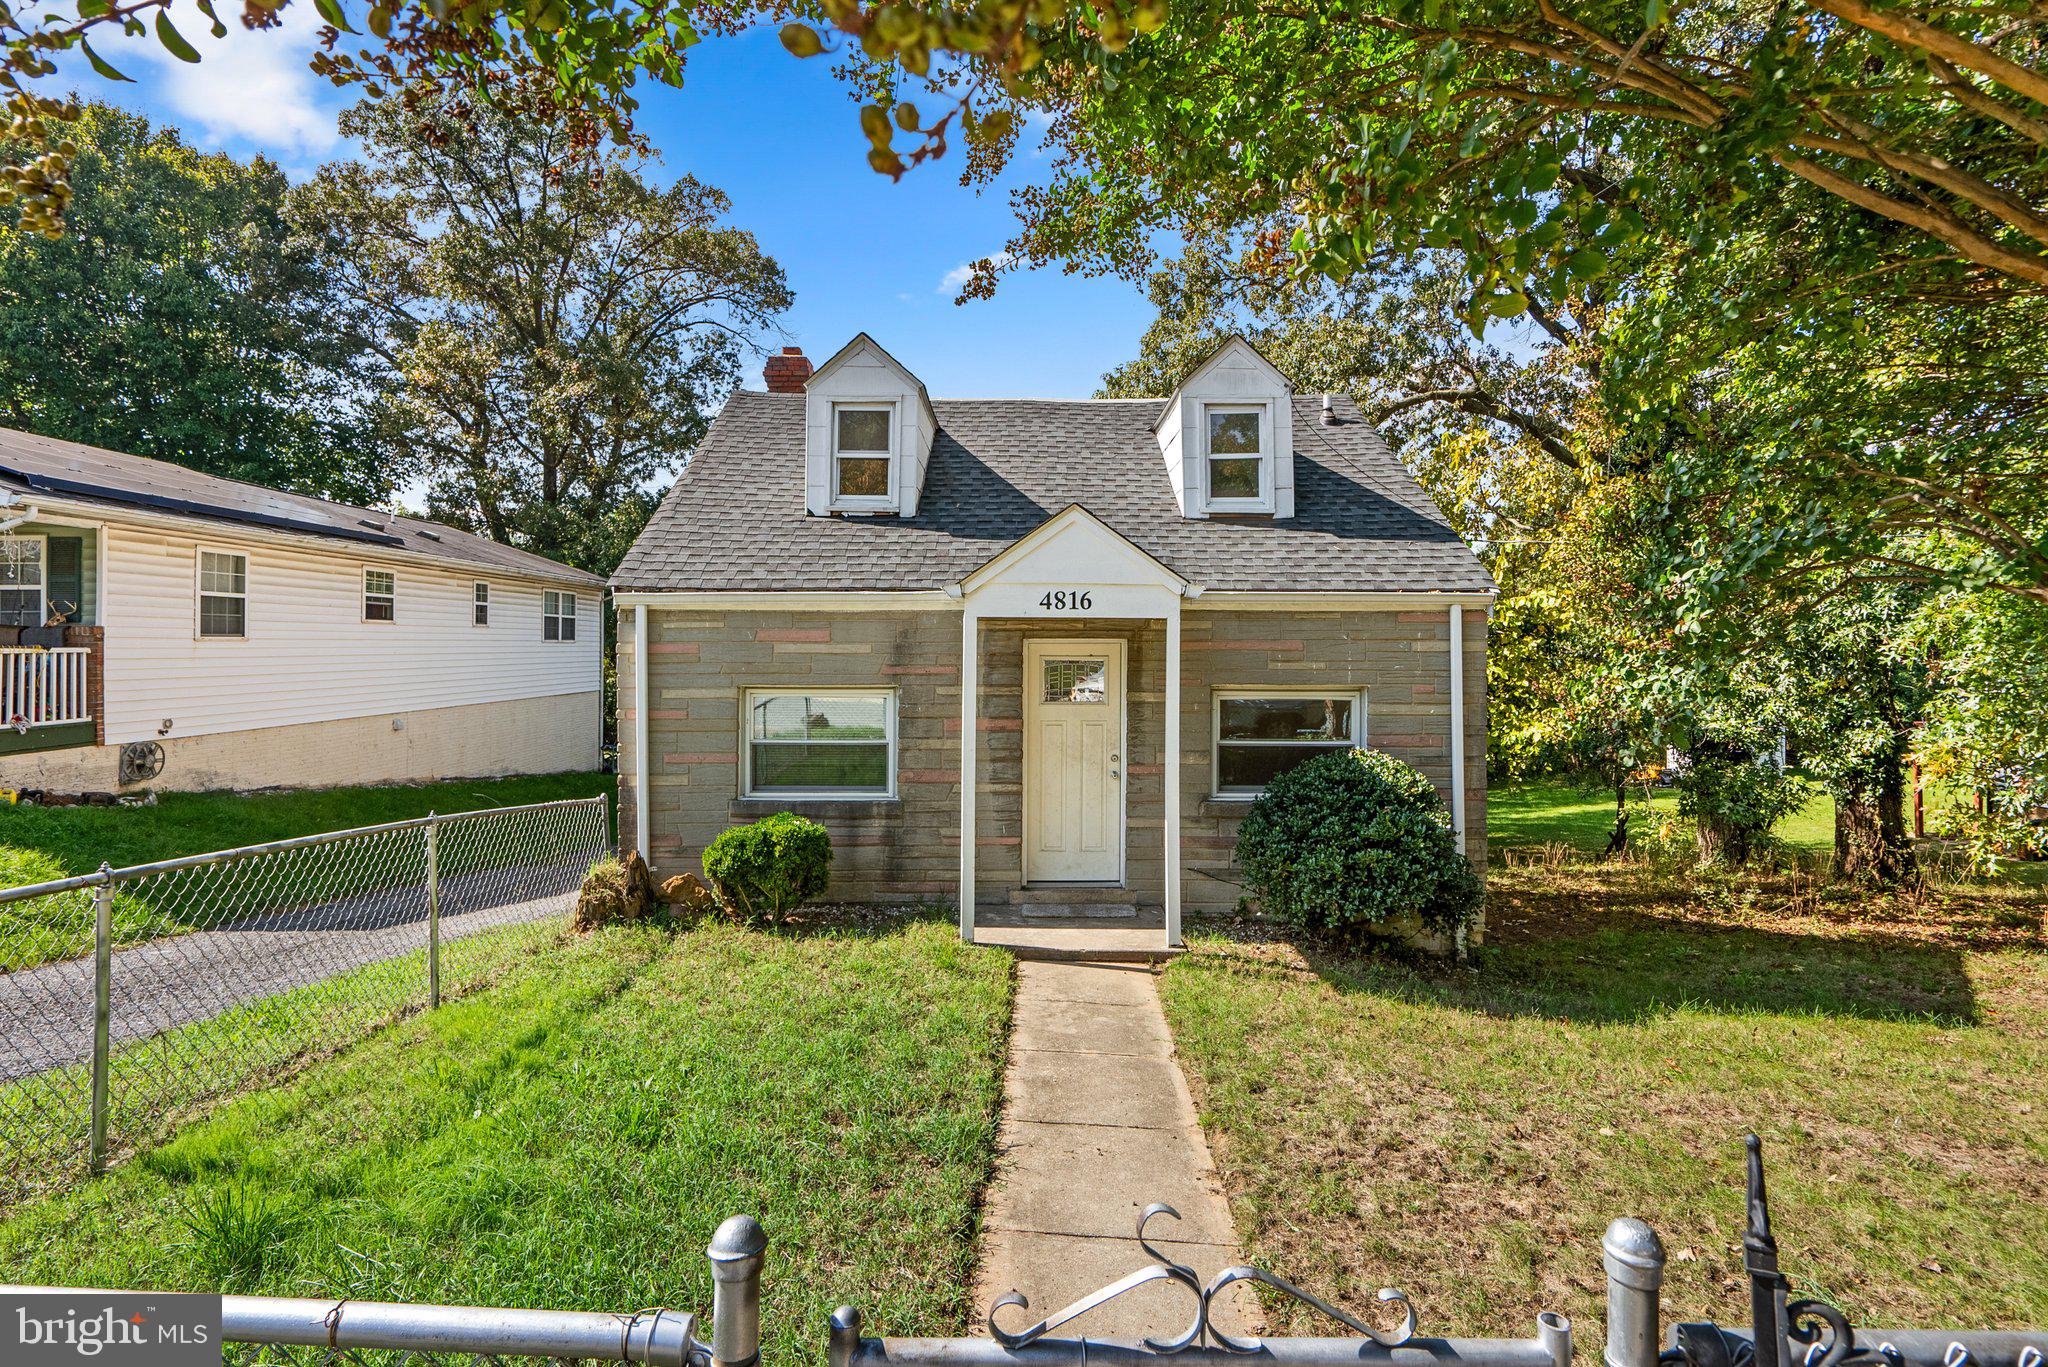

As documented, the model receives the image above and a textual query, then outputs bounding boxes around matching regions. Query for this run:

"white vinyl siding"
[95,523,599,746]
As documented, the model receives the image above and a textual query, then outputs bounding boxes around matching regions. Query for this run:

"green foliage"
[1235,749,1481,942]
[289,95,791,575]
[177,1183,292,1291]
[1674,754,1817,867]
[0,104,389,503]
[701,812,833,919]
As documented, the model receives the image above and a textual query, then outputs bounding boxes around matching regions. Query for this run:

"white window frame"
[472,581,491,627]
[543,590,579,641]
[0,532,48,627]
[1202,403,1274,513]
[830,401,898,512]
[362,567,396,623]
[741,686,899,801]
[194,546,249,641]
[1210,687,1366,799]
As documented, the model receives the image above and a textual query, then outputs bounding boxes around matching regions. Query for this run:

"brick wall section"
[621,604,1487,916]
[618,608,964,901]
[1177,608,1488,919]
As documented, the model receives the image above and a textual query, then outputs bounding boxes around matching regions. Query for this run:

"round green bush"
[1235,749,1482,939]
[701,812,833,919]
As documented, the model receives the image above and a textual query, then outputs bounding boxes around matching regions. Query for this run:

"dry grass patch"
[1164,863,2047,1340]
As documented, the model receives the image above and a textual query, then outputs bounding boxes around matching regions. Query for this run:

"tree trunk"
[1600,776,1629,859]
[1834,745,1916,884]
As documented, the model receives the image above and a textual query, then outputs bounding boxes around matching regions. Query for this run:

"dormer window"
[832,403,895,508]
[1204,404,1270,510]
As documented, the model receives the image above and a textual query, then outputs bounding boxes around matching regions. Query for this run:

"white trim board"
[613,589,1491,612]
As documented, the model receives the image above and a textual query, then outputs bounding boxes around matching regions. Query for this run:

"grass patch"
[1165,866,2047,1337]
[0,916,1014,1362]
[0,772,615,886]
[1489,778,1836,854]
[0,773,615,972]
[0,913,567,1207]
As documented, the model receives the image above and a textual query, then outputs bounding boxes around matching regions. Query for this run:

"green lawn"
[1488,777,1836,853]
[0,771,615,890]
[1161,864,2047,1338]
[0,916,1013,1362]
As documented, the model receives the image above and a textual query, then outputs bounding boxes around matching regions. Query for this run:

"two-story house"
[611,334,1494,946]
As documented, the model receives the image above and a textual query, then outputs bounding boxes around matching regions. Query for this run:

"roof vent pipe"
[1320,393,1337,425]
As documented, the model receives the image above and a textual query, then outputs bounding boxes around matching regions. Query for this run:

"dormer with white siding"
[801,334,938,517]
[1153,336,1295,520]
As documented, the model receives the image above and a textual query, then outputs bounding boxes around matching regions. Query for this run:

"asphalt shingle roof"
[0,426,601,586]
[614,392,1494,594]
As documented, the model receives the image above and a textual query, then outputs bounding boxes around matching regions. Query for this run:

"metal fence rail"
[1,1148,2039,1367]
[0,794,609,1205]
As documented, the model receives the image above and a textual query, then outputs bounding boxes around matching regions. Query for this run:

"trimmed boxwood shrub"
[701,812,833,919]
[1235,749,1481,941]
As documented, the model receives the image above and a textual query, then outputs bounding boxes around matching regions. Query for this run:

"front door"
[1023,639,1126,883]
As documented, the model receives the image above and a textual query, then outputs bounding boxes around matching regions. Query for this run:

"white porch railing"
[1,646,93,730]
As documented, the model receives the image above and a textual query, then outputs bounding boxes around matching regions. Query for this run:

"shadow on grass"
[1197,909,1981,1028]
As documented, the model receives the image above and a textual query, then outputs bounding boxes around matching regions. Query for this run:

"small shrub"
[1675,753,1815,866]
[702,812,832,919]
[1236,749,1482,943]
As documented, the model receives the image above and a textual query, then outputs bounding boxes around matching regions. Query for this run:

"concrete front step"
[971,926,1184,963]
[1006,884,1140,906]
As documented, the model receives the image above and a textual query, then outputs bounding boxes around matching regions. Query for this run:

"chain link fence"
[0,795,609,1206]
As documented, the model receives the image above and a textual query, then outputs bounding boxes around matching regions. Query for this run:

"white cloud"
[77,0,344,168]
[939,251,1017,294]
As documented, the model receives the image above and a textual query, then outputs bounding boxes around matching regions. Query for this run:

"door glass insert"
[1043,658,1108,704]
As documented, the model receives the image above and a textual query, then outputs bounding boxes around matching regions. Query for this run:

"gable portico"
[951,506,1197,946]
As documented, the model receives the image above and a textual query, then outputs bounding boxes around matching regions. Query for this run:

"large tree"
[0,102,386,501]
[292,95,793,572]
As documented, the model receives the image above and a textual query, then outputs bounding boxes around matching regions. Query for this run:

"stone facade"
[620,605,1487,916]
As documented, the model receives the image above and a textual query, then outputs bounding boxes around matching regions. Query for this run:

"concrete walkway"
[973,960,1259,1341]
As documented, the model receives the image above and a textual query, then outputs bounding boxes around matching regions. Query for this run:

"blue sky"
[81,10,1158,398]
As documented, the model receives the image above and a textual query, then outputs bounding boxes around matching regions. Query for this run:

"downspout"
[634,602,650,865]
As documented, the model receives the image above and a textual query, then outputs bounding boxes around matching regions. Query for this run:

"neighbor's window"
[363,568,396,622]
[0,534,46,628]
[832,403,894,504]
[543,590,578,641]
[744,689,896,798]
[472,582,490,627]
[1205,405,1266,505]
[1212,692,1362,797]
[197,549,248,638]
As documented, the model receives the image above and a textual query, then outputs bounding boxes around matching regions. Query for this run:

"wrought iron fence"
[0,795,609,1205]
[2,1146,2039,1367]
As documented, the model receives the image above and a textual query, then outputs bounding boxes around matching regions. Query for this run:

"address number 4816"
[1038,590,1094,611]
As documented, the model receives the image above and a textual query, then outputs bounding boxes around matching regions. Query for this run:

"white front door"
[1023,639,1126,883]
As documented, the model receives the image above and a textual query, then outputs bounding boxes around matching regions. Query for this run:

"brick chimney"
[763,346,812,393]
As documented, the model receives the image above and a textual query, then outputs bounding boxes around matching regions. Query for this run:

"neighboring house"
[0,428,604,794]
[612,335,1494,945]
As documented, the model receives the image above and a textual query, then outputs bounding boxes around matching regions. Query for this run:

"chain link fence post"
[426,813,441,1010]
[88,865,113,1176]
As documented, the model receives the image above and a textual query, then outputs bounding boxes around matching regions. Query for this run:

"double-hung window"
[1204,404,1269,509]
[832,404,895,508]
[197,549,248,638]
[0,535,46,627]
[543,591,577,641]
[472,582,490,626]
[363,568,396,622]
[1212,691,1363,797]
[743,689,896,798]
